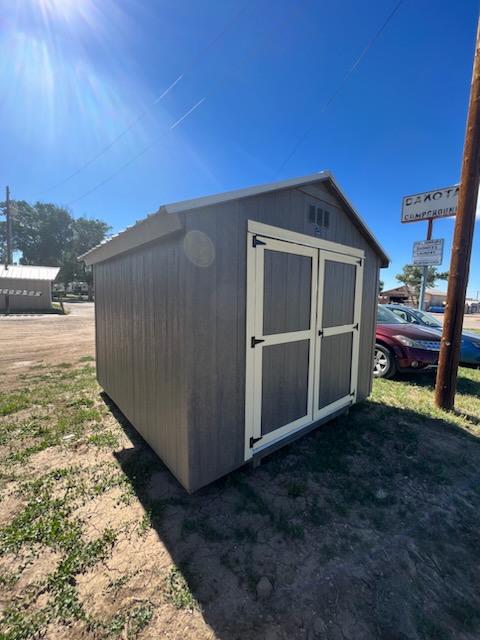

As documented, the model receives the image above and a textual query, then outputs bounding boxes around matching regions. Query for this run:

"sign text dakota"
[401,186,459,223]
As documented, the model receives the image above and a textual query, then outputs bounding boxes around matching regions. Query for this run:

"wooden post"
[418,219,434,311]
[5,186,11,316]
[435,18,480,410]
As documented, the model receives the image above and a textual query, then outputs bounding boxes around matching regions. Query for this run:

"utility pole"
[5,186,12,315]
[6,186,12,265]
[435,18,480,410]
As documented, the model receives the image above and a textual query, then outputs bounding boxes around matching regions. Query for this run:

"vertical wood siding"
[95,235,190,489]
[183,184,380,491]
[261,340,310,435]
[95,180,381,492]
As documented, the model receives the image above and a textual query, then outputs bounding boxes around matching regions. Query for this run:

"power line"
[40,76,184,196]
[67,0,312,207]
[41,0,257,195]
[273,0,405,179]
[68,98,206,206]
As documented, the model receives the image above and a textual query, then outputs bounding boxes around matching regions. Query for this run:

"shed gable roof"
[0,265,60,281]
[80,171,389,267]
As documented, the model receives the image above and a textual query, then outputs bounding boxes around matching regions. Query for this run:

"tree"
[58,217,111,300]
[379,279,384,294]
[0,201,73,265]
[395,264,449,304]
[1,200,111,300]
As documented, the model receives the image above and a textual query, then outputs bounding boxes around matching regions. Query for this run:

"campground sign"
[401,185,459,223]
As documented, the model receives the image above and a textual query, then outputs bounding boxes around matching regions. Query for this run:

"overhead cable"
[41,0,257,195]
[67,0,311,206]
[273,0,405,178]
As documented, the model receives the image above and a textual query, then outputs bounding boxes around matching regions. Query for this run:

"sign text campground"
[401,186,459,223]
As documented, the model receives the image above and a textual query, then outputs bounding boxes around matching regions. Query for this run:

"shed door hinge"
[353,323,359,331]
[357,258,363,266]
[350,390,355,397]
[318,329,323,337]
[251,337,265,348]
[252,236,266,248]
[250,436,263,448]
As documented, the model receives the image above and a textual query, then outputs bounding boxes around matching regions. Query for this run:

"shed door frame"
[314,251,364,421]
[245,221,365,462]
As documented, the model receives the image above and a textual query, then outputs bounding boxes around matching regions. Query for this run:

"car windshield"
[414,309,442,328]
[377,305,407,324]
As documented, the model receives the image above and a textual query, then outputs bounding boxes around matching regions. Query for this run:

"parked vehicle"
[383,304,480,366]
[374,305,441,378]
[427,306,445,313]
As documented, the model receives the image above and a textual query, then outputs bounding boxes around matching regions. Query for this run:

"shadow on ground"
[104,393,480,640]
[399,371,480,398]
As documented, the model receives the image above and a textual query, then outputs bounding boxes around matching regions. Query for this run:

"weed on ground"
[0,362,480,639]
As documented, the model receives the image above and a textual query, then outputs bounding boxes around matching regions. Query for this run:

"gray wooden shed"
[81,172,389,493]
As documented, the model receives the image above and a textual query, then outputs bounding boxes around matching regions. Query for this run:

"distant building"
[378,285,410,304]
[0,265,60,313]
[379,286,447,310]
[465,299,479,314]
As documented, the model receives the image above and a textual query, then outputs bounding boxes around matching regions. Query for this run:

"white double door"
[246,233,363,454]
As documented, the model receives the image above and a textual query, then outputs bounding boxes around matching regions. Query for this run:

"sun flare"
[35,0,92,25]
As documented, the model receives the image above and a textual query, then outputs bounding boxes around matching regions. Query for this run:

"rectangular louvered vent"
[308,204,330,229]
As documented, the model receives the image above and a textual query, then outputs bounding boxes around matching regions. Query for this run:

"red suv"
[374,305,441,378]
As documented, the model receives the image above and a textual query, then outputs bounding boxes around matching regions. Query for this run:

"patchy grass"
[0,360,480,639]
[163,566,200,611]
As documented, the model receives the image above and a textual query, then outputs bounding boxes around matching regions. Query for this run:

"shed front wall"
[93,180,381,493]
[184,182,380,491]
[94,234,190,490]
[0,279,52,312]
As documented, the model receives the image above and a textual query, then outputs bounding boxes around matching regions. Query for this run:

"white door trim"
[244,225,365,461]
[247,220,365,260]
[313,252,363,421]
[245,233,318,458]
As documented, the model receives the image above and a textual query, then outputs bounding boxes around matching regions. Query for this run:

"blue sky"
[2,0,479,297]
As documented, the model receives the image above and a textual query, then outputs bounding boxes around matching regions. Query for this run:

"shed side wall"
[0,279,52,312]
[94,235,189,489]
[185,184,380,491]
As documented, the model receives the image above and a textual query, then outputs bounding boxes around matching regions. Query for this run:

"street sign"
[412,239,444,266]
[401,186,459,223]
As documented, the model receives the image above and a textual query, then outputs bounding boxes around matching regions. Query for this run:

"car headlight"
[393,335,422,348]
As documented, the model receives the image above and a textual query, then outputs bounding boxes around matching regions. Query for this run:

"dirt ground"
[0,302,95,389]
[1,305,478,388]
[1,304,480,639]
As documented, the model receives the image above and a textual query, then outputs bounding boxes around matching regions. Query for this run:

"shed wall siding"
[184,199,245,491]
[93,180,381,492]
[184,184,379,491]
[94,236,190,488]
[0,279,52,312]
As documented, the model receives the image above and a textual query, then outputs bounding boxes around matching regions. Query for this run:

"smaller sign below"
[412,239,444,266]
[401,185,459,223]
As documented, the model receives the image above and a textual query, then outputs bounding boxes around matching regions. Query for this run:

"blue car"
[383,304,480,366]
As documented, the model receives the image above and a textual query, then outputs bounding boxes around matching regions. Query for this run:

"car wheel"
[373,344,396,378]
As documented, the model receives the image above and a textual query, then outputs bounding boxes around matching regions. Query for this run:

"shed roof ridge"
[79,171,390,268]
[79,171,332,261]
